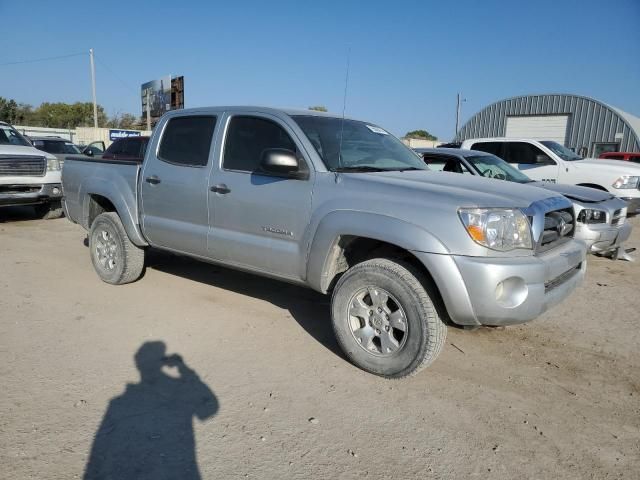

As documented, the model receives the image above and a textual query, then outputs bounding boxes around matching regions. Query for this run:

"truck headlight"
[458,208,533,251]
[577,209,607,224]
[47,158,61,171]
[612,175,640,189]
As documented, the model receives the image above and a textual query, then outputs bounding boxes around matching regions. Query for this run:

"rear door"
[208,112,314,278]
[140,115,217,256]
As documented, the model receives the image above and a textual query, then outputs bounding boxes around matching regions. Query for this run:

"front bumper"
[0,183,63,207]
[620,197,640,215]
[413,240,587,327]
[575,221,632,253]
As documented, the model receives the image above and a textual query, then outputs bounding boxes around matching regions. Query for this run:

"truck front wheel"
[89,212,145,285]
[331,258,446,378]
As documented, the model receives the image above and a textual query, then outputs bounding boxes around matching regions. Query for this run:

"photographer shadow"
[83,341,218,480]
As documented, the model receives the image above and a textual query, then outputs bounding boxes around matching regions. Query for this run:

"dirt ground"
[1,206,639,479]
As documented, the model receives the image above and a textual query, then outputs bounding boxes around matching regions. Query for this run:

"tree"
[0,97,19,123]
[0,97,142,130]
[308,106,328,112]
[404,129,437,141]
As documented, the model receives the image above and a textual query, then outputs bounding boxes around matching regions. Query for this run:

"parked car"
[78,141,106,158]
[460,138,640,214]
[62,107,587,378]
[417,148,632,259]
[30,136,82,167]
[0,122,63,218]
[598,152,640,163]
[101,136,150,163]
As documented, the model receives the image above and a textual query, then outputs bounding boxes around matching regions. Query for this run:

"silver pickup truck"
[62,107,587,378]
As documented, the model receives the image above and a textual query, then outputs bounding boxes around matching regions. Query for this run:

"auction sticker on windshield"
[366,125,389,135]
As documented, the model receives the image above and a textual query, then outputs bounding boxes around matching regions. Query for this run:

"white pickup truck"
[0,122,63,219]
[460,138,640,214]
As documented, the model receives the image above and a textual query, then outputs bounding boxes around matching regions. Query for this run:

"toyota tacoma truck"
[0,121,64,219]
[417,147,633,259]
[460,138,640,214]
[62,107,587,378]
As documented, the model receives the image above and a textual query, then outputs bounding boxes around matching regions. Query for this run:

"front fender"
[80,176,147,247]
[306,210,449,292]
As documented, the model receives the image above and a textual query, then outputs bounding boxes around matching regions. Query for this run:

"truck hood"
[530,181,613,203]
[0,144,56,160]
[571,158,640,175]
[345,170,563,208]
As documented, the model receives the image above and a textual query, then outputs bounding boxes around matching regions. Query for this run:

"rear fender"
[80,177,147,247]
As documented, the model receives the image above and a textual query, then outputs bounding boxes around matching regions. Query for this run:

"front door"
[208,113,314,279]
[505,141,560,183]
[140,115,217,257]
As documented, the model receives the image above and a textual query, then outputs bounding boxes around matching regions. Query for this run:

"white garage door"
[505,115,569,143]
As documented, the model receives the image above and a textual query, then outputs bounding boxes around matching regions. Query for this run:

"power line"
[0,52,87,67]
[94,56,139,98]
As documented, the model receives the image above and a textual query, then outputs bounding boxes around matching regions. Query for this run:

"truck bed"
[62,155,141,232]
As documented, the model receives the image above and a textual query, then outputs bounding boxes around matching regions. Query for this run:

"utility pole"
[455,92,466,136]
[146,90,151,131]
[89,48,98,129]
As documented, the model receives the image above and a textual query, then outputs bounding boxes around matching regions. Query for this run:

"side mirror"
[259,148,307,179]
[83,148,94,157]
[535,154,553,165]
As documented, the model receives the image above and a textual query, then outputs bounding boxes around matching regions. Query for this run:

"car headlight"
[47,158,61,171]
[458,208,533,251]
[577,209,607,224]
[612,175,640,189]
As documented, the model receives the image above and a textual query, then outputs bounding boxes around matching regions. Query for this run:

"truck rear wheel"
[89,212,145,285]
[331,258,446,378]
[34,201,63,220]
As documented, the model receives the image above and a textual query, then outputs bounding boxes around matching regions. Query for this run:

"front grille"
[0,155,46,177]
[545,263,582,293]
[538,208,574,252]
[611,208,626,226]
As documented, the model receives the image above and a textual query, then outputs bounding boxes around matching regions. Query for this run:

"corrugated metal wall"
[455,94,640,153]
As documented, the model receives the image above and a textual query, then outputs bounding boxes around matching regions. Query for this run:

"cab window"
[223,116,297,173]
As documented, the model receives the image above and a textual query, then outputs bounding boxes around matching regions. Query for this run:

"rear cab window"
[158,116,217,166]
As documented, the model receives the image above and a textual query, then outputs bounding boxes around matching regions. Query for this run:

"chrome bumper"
[0,183,63,207]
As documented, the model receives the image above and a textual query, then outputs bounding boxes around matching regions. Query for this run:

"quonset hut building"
[454,94,640,157]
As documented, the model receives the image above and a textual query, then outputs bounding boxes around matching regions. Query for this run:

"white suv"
[0,122,63,219]
[460,138,640,214]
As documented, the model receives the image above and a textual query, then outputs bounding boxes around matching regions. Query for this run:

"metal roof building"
[454,94,640,157]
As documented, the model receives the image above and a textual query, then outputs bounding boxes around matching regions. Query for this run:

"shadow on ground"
[0,205,42,223]
[145,250,344,360]
[84,341,218,480]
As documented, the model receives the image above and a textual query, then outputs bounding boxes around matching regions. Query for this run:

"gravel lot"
[1,207,639,479]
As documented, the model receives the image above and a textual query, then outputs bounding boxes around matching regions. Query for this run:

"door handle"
[145,176,161,185]
[210,184,231,194]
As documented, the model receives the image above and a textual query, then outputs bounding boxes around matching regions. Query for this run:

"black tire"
[89,212,145,285]
[34,201,63,220]
[331,258,446,378]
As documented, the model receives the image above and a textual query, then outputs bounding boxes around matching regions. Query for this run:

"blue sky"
[2,0,639,140]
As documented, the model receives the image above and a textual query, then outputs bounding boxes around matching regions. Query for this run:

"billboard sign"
[109,129,142,141]
[141,75,172,119]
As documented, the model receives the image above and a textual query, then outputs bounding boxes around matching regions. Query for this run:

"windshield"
[540,141,583,161]
[33,140,81,154]
[466,154,534,183]
[292,116,428,172]
[0,124,31,147]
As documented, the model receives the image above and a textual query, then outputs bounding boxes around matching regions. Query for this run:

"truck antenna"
[337,47,351,173]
